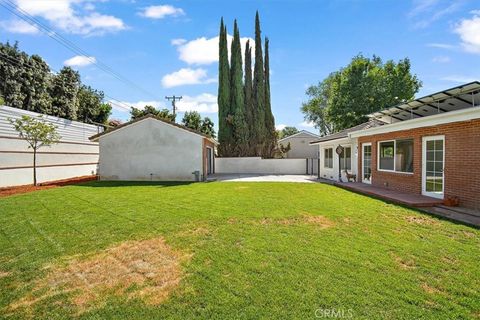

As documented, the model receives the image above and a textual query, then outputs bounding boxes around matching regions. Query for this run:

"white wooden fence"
[215,157,317,175]
[0,105,102,187]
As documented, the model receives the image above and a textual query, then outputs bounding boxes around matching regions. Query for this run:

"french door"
[362,143,372,184]
[422,136,444,199]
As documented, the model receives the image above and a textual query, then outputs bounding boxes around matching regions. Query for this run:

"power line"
[0,0,161,101]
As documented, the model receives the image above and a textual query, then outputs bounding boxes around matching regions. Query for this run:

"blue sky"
[1,0,479,132]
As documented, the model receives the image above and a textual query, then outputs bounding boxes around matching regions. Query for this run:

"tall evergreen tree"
[244,40,254,156]
[263,37,276,157]
[230,20,248,156]
[252,11,265,156]
[217,18,232,156]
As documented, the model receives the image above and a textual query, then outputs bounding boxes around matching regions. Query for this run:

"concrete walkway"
[209,174,319,183]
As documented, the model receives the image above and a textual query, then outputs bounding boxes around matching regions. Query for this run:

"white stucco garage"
[90,115,216,182]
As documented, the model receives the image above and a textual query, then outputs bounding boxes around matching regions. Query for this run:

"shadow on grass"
[74,180,196,188]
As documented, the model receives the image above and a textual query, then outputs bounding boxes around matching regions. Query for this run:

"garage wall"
[0,106,101,187]
[98,118,204,181]
[278,131,320,159]
[215,157,307,174]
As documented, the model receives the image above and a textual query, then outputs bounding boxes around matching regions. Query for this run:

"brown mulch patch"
[8,237,188,314]
[0,175,97,198]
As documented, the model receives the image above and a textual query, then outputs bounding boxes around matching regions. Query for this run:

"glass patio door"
[362,143,372,184]
[422,136,444,199]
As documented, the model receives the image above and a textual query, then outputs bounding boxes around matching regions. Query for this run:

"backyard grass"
[0,181,479,319]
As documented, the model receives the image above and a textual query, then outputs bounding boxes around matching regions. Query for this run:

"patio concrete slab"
[209,174,319,183]
[334,182,443,207]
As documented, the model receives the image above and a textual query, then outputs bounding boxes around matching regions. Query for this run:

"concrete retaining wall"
[215,157,308,175]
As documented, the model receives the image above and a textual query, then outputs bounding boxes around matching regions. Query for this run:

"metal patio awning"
[368,81,480,123]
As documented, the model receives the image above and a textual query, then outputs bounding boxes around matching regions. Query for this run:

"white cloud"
[299,121,315,128]
[0,19,39,34]
[440,75,478,83]
[275,124,287,130]
[173,34,255,65]
[64,55,96,67]
[171,38,186,46]
[408,0,461,29]
[161,68,216,88]
[14,0,126,36]
[432,55,450,63]
[176,93,218,113]
[426,43,456,49]
[111,94,218,114]
[139,5,185,19]
[454,11,480,54]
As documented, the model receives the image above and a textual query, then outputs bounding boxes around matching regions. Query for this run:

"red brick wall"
[357,118,480,210]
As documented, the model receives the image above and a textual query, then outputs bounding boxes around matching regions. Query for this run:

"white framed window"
[339,146,352,171]
[324,148,333,169]
[378,139,414,173]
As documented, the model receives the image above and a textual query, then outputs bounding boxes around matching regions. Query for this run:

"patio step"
[422,206,480,228]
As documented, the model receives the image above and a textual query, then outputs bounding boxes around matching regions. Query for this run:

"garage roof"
[89,114,217,144]
[368,81,480,123]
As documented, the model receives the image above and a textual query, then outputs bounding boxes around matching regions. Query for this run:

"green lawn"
[0,181,479,319]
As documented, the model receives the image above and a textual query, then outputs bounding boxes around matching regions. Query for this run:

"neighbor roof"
[278,130,320,142]
[89,114,217,144]
[368,81,480,123]
[309,119,385,144]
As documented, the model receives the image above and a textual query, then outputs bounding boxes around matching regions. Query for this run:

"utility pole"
[165,95,182,120]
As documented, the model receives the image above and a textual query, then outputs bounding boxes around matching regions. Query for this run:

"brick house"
[310,81,480,210]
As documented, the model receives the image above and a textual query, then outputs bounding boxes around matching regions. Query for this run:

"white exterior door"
[362,143,372,184]
[422,136,445,199]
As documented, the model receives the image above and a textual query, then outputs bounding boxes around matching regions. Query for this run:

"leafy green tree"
[244,40,254,155]
[230,20,248,156]
[77,85,111,124]
[0,42,27,109]
[279,126,299,139]
[9,115,60,186]
[130,105,175,122]
[24,55,52,114]
[302,54,422,133]
[49,67,80,120]
[200,117,216,138]
[252,11,265,155]
[263,37,276,157]
[182,111,202,130]
[217,18,232,156]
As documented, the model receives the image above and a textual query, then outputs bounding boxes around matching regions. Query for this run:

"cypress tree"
[217,18,231,156]
[244,40,254,156]
[252,11,265,156]
[230,20,248,156]
[263,37,276,157]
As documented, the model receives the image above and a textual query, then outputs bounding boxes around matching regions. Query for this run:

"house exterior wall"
[318,138,358,182]
[279,132,319,158]
[202,138,215,179]
[357,118,480,210]
[98,118,204,181]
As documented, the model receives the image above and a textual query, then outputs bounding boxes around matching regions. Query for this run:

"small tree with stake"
[9,115,60,186]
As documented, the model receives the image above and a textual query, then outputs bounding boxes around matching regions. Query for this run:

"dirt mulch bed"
[0,175,97,198]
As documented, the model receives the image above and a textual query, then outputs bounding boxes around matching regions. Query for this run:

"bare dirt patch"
[256,215,334,229]
[0,175,96,198]
[9,237,188,314]
[405,215,439,226]
[0,271,11,278]
[421,283,441,294]
[391,253,416,270]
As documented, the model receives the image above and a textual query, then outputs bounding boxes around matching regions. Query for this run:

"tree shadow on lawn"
[76,180,196,188]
